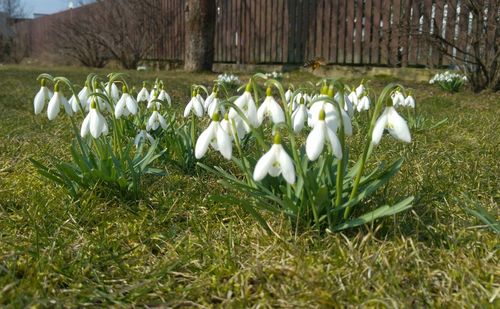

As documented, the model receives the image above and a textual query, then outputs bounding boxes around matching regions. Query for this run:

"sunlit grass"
[0,65,498,307]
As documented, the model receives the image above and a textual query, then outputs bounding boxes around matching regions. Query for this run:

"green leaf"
[332,196,414,231]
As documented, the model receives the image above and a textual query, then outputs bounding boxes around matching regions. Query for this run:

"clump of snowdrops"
[192,74,417,233]
[429,71,467,93]
[32,71,418,234]
[31,73,173,199]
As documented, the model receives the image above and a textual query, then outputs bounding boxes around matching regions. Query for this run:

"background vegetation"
[0,66,498,307]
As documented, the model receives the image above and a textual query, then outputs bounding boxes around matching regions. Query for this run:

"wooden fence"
[13,0,490,67]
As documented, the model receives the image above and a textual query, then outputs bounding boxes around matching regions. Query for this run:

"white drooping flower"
[253,134,295,185]
[47,84,73,120]
[158,86,172,106]
[285,88,293,103]
[257,88,285,126]
[391,90,405,107]
[357,95,371,112]
[146,110,168,131]
[228,86,258,130]
[69,95,80,113]
[207,95,225,118]
[372,106,411,145]
[134,130,155,147]
[291,100,308,133]
[184,91,204,118]
[33,80,53,115]
[105,82,120,103]
[355,83,365,97]
[204,87,217,111]
[195,113,232,160]
[306,109,343,160]
[137,84,149,102]
[289,92,310,111]
[348,90,359,108]
[404,95,416,108]
[115,88,138,118]
[78,85,90,111]
[334,91,354,117]
[80,100,108,139]
[308,94,352,136]
[220,113,246,141]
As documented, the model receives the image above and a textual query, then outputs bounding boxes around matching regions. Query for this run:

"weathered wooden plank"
[390,0,401,66]
[371,0,381,64]
[345,0,355,63]
[337,0,347,63]
[354,0,364,64]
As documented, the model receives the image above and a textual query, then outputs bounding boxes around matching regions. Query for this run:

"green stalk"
[345,84,396,218]
[332,88,346,209]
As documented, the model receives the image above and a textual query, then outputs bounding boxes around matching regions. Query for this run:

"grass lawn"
[0,65,498,307]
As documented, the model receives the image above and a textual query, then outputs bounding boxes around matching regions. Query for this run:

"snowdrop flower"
[372,106,411,145]
[221,113,246,141]
[33,79,53,115]
[355,83,365,97]
[195,113,232,160]
[184,90,204,118]
[335,91,354,117]
[134,129,155,147]
[105,82,120,103]
[78,84,90,111]
[309,89,352,136]
[391,90,405,107]
[204,86,217,111]
[253,133,295,185]
[228,84,258,130]
[80,100,108,139]
[357,95,371,112]
[291,97,308,133]
[69,95,81,113]
[348,90,359,107]
[115,86,138,118]
[146,110,167,131]
[157,85,172,106]
[404,94,416,108]
[306,109,342,160]
[285,88,293,103]
[257,87,285,126]
[47,83,73,120]
[289,92,310,111]
[136,83,149,102]
[207,93,225,118]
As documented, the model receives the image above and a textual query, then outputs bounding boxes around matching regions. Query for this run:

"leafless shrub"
[410,0,499,92]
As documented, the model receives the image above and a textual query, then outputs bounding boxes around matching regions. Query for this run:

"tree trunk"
[184,0,216,72]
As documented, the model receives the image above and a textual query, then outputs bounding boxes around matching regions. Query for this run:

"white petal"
[34,89,45,114]
[306,122,325,161]
[183,100,193,117]
[372,109,389,145]
[269,99,285,124]
[80,113,91,137]
[193,99,204,117]
[253,148,275,181]
[195,122,216,159]
[326,126,343,159]
[216,125,232,160]
[278,147,296,184]
[387,108,411,143]
[341,109,353,136]
[115,97,126,118]
[47,93,60,120]
[89,110,104,138]
[126,95,138,114]
[158,114,168,130]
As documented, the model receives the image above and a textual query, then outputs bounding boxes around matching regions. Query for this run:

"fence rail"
[13,0,488,67]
